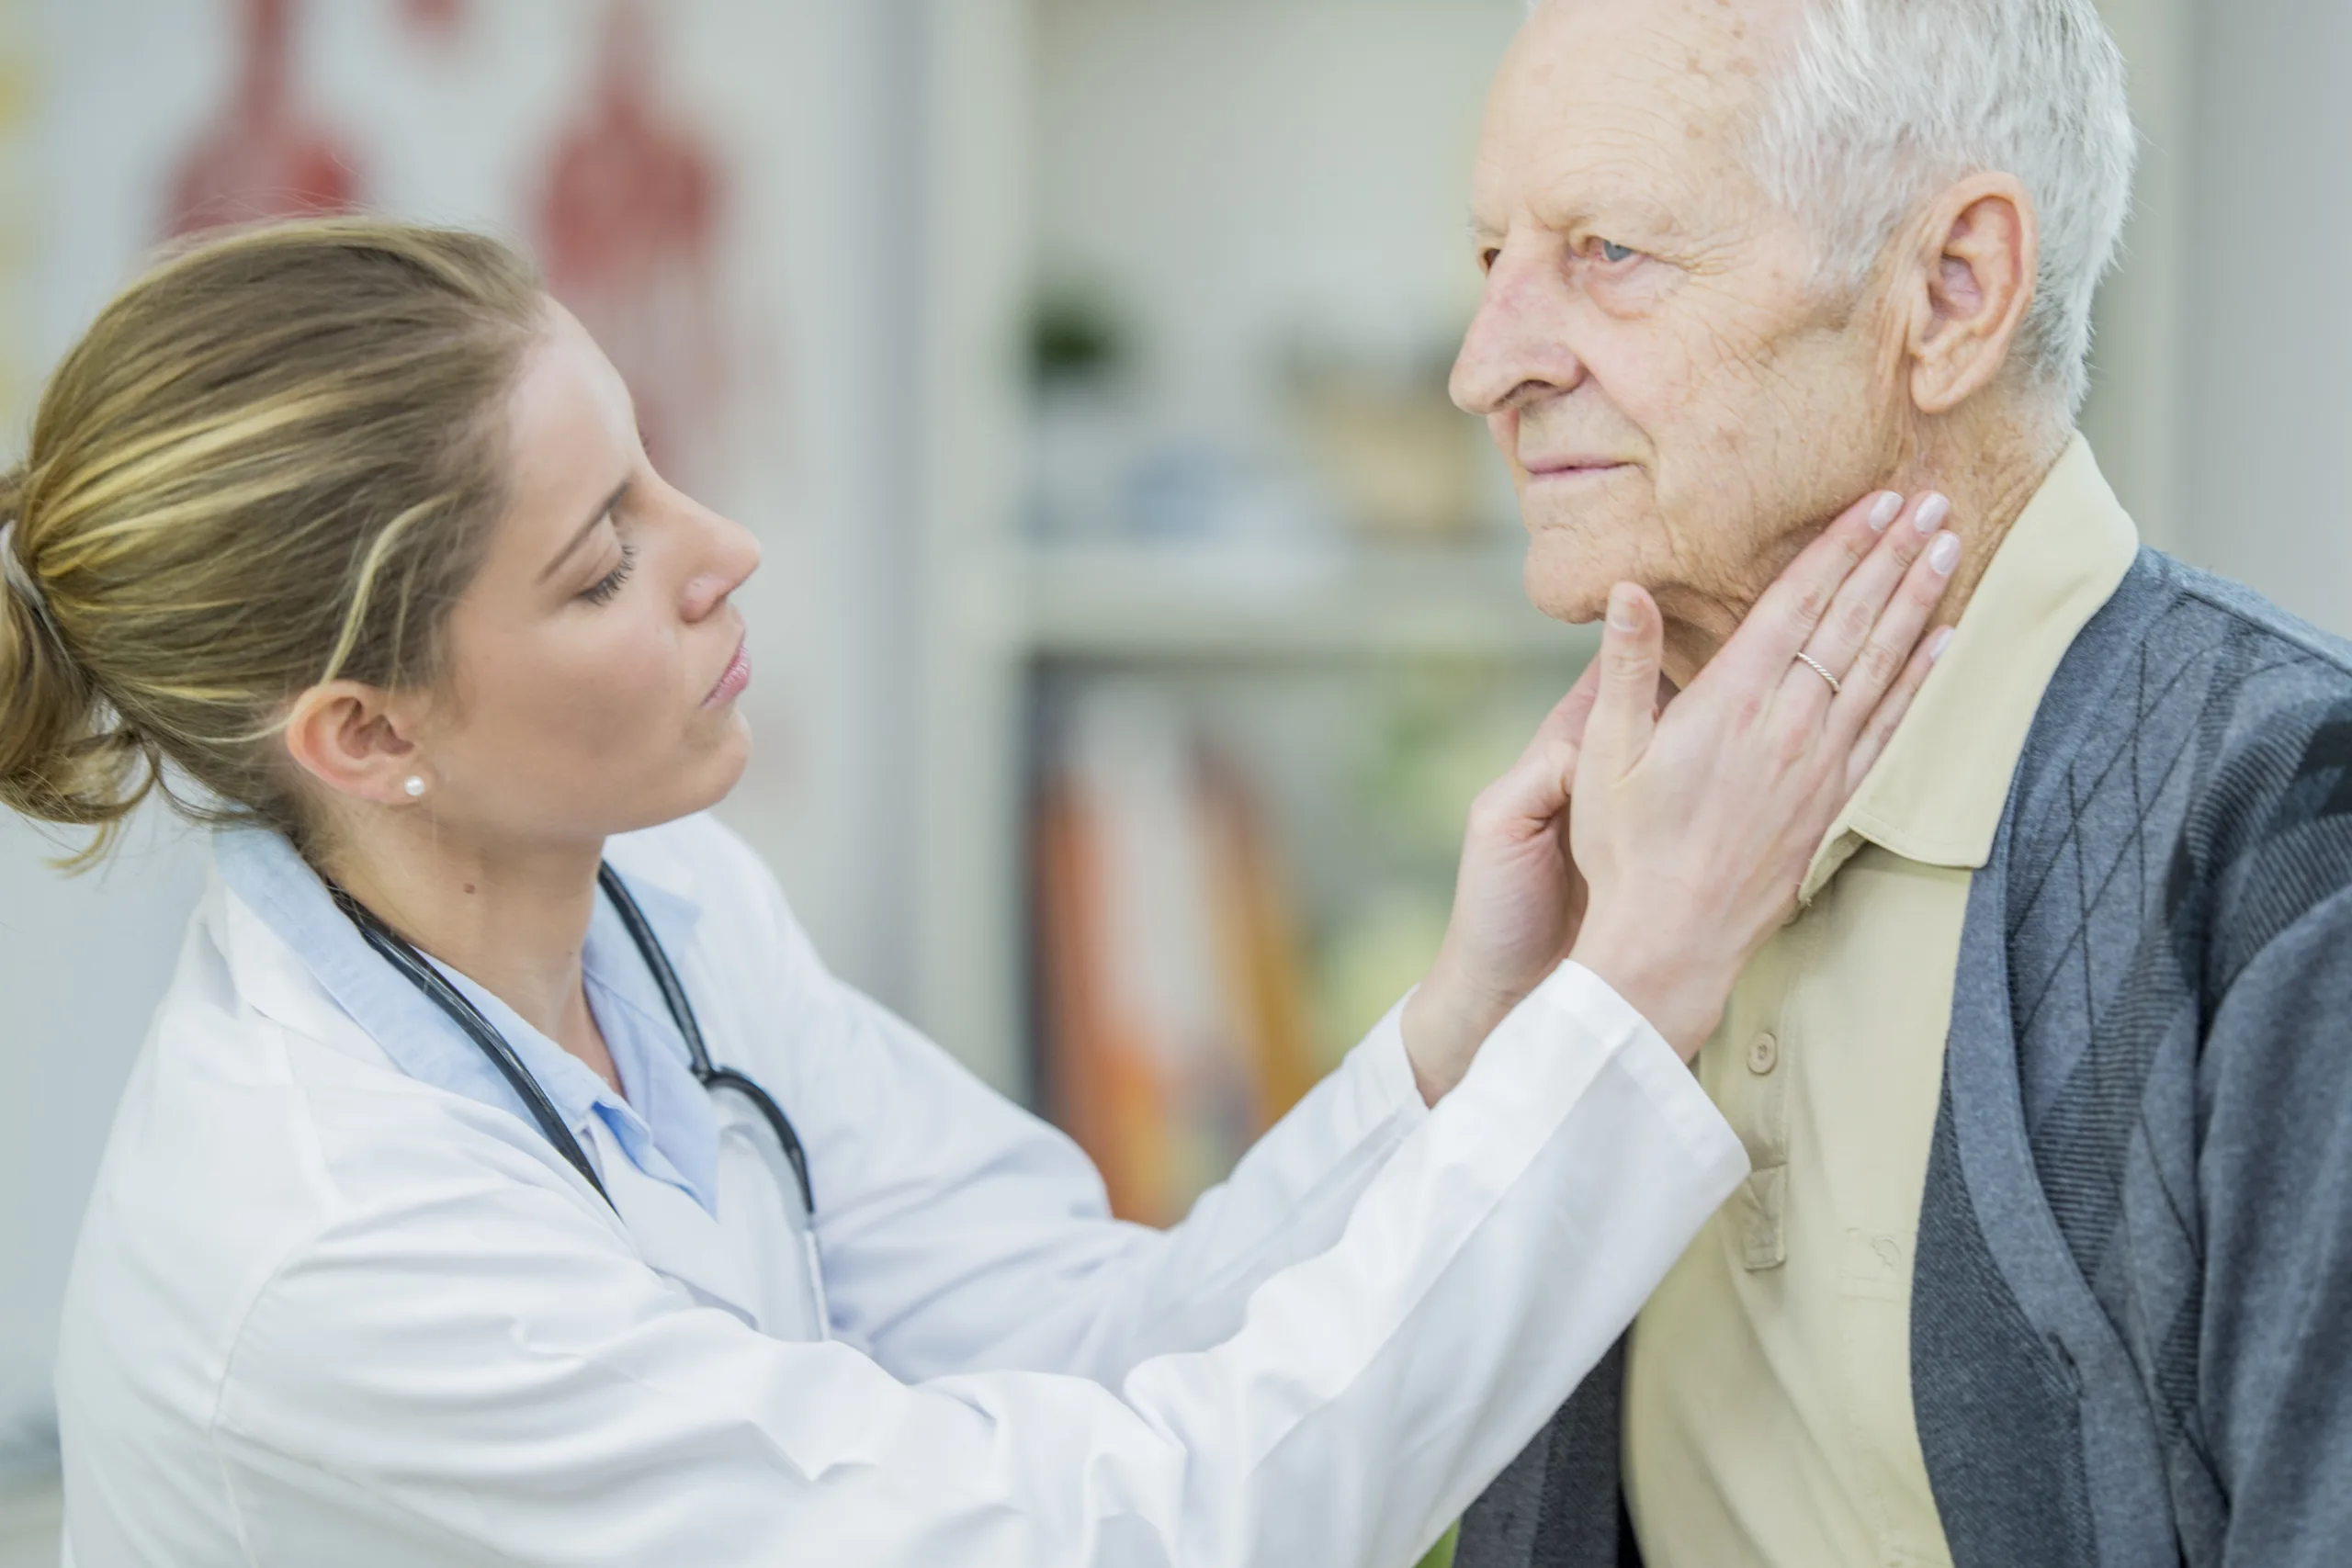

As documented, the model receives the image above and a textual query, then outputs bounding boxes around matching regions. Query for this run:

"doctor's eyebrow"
[539,478,633,584]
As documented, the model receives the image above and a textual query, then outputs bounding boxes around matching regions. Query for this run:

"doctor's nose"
[680,509,763,622]
[1451,245,1589,420]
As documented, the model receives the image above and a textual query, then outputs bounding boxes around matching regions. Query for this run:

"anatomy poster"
[533,2,733,490]
[165,0,362,236]
[160,0,741,496]
[399,0,465,37]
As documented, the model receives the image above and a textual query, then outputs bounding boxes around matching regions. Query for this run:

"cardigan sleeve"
[2196,882,2352,1565]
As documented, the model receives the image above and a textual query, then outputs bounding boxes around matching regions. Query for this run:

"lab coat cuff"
[1459,962,1746,1190]
[1346,990,1435,1134]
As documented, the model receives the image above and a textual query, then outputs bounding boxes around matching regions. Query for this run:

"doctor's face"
[405,299,761,847]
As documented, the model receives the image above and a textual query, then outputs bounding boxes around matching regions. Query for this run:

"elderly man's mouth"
[1524,458,1636,482]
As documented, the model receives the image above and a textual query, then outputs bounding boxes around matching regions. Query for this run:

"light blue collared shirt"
[214,828,723,1213]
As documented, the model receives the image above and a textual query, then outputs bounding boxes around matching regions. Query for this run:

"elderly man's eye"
[1597,240,1638,265]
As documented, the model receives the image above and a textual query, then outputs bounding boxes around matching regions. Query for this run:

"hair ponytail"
[0,219,543,866]
[0,463,154,857]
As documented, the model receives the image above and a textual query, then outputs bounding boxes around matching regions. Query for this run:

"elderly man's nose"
[1451,260,1584,416]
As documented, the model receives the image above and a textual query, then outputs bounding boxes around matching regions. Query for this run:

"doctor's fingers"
[1577,584,1668,784]
[1518,662,1605,788]
[1840,625,1953,794]
[1476,663,1604,835]
[1709,489,1910,694]
[1781,491,1950,711]
[1815,518,1962,753]
[1526,660,1603,758]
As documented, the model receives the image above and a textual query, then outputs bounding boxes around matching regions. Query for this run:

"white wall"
[1034,0,1530,448]
[0,819,208,1469]
[2179,0,2352,637]
[2082,0,2195,554]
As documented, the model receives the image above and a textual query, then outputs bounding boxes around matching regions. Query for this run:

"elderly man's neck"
[1659,398,2075,688]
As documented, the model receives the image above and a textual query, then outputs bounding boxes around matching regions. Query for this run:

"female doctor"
[0,221,1959,1567]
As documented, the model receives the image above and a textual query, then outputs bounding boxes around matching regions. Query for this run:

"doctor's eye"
[582,544,638,606]
[1596,240,1638,265]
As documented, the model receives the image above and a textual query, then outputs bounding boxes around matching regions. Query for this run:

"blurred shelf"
[1012,539,1600,664]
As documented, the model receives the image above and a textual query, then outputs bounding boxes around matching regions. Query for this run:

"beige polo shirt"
[1621,438,2140,1568]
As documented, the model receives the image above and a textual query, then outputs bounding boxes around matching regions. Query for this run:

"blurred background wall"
[1,0,2346,1540]
[2180,0,2352,628]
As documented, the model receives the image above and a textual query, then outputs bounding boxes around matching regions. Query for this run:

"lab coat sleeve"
[699,811,1442,1385]
[802,975,1432,1385]
[210,962,1745,1568]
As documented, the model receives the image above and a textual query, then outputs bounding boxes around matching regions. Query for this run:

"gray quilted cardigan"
[1460,550,2352,1568]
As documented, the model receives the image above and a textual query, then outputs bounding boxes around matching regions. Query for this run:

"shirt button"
[1747,1032,1781,1076]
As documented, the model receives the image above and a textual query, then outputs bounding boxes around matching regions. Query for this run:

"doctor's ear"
[1897,173,2040,416]
[281,682,430,808]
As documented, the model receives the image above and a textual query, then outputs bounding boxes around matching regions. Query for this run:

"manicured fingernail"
[1928,531,1962,576]
[1869,492,1904,532]
[1609,584,1642,631]
[1927,626,1956,664]
[1914,492,1951,535]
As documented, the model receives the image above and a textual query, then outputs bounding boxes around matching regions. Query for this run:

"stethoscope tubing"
[329,865,816,1219]
[596,864,816,1214]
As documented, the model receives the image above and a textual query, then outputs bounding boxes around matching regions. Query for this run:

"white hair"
[1747,0,2139,415]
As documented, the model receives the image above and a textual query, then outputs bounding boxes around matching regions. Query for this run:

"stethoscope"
[328,863,816,1220]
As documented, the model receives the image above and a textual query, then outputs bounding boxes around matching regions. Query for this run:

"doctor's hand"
[1400,665,1601,1105]
[1567,491,1960,1060]
[1400,489,1955,1100]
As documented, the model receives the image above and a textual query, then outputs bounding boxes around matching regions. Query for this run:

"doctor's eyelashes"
[582,544,639,606]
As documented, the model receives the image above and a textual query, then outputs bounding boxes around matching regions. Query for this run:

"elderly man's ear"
[1899,173,2041,416]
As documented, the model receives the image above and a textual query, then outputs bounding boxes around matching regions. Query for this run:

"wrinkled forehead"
[1475,0,1801,231]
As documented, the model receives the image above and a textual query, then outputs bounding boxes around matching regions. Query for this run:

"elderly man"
[1444,2,2352,1566]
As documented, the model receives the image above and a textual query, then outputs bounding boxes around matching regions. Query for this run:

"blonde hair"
[0,218,543,863]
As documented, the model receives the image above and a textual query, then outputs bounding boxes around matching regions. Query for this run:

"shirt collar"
[213,828,721,1211]
[1799,436,2141,902]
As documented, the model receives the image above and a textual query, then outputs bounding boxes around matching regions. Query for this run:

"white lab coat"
[51,814,1745,1567]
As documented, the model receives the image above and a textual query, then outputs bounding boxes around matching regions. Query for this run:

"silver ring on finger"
[1793,651,1843,697]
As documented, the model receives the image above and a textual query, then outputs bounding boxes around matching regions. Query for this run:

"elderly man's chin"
[1517,475,1654,626]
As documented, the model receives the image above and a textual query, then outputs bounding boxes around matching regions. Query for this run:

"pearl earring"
[403,776,427,799]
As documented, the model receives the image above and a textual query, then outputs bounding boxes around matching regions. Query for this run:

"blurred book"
[1288,346,1491,544]
[1036,683,1318,1225]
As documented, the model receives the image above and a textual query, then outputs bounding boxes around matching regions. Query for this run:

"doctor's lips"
[705,636,752,706]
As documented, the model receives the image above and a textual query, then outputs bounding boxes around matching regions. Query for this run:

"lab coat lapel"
[593,1122,768,1327]
[211,879,413,1072]
[215,833,768,1328]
